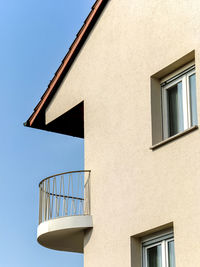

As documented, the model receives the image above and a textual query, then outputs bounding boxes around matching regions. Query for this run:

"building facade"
[25,0,200,266]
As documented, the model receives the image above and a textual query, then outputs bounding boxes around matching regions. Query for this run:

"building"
[25,0,200,266]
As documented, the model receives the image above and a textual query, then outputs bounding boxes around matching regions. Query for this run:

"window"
[162,65,197,140]
[142,231,175,267]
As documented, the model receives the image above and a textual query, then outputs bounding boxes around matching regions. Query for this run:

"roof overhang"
[25,101,84,138]
[25,0,109,138]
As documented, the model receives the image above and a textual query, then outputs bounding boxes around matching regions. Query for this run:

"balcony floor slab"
[37,215,93,253]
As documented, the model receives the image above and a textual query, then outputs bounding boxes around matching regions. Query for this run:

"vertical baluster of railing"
[62,175,65,216]
[57,175,62,217]
[46,180,48,220]
[81,173,84,215]
[75,173,80,215]
[68,174,71,215]
[49,179,52,220]
[41,182,45,222]
[64,175,68,216]
[84,173,88,215]
[47,179,51,220]
[71,174,75,215]
[52,177,56,219]
[88,171,91,215]
[69,174,74,215]
[55,177,59,217]
[39,184,42,224]
[80,172,84,215]
[49,178,53,220]
[54,177,57,217]
[43,180,47,221]
[50,179,52,220]
[84,173,87,215]
[66,174,70,216]
[84,171,91,215]
[47,179,50,220]
[69,174,72,215]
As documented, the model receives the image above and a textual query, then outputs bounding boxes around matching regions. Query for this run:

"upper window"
[161,65,197,140]
[142,231,175,267]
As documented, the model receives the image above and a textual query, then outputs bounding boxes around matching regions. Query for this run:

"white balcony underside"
[37,215,93,253]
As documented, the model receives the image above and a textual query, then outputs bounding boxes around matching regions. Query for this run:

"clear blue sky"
[0,0,96,266]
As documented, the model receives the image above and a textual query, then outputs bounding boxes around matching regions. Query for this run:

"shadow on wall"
[84,228,93,249]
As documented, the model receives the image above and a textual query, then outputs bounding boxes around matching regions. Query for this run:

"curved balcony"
[37,170,92,253]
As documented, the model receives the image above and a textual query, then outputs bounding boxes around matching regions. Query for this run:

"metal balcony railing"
[39,170,91,224]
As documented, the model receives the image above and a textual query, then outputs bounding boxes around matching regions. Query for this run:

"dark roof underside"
[27,102,84,138]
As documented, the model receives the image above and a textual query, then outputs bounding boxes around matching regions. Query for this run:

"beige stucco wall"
[46,0,200,266]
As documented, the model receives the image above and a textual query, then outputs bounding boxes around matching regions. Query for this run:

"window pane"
[167,82,184,136]
[168,240,176,267]
[189,74,198,126]
[147,245,162,267]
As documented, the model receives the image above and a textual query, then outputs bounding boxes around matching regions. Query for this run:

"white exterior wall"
[46,0,200,266]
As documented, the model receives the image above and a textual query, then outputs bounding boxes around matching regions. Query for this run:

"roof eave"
[25,0,109,135]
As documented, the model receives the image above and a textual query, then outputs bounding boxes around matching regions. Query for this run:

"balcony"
[37,170,92,253]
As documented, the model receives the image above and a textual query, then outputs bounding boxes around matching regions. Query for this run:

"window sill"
[150,125,198,150]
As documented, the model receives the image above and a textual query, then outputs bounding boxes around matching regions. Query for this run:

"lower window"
[142,232,175,267]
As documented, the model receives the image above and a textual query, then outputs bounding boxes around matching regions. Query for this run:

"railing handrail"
[39,170,91,186]
[38,170,91,223]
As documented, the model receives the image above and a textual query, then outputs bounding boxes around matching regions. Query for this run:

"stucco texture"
[46,0,200,266]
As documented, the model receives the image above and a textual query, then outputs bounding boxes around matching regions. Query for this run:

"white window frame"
[165,238,174,267]
[142,231,175,267]
[161,65,196,140]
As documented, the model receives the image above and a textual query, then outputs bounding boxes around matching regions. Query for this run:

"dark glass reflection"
[147,245,162,267]
[167,82,184,137]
